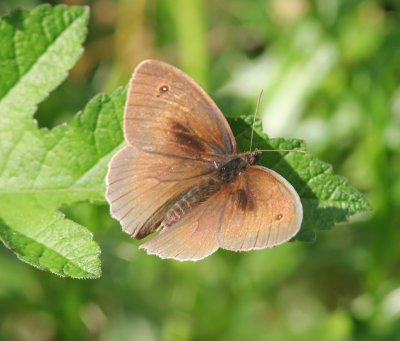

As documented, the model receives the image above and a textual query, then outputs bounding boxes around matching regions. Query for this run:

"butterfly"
[106,60,303,261]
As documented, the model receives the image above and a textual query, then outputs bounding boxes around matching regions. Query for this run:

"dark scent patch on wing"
[275,214,283,221]
[237,188,247,209]
[236,188,255,211]
[174,131,207,152]
[171,121,191,134]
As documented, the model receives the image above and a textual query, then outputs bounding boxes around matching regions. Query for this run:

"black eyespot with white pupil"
[159,85,169,93]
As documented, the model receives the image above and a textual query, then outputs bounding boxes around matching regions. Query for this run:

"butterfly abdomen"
[163,178,222,227]
[161,153,259,228]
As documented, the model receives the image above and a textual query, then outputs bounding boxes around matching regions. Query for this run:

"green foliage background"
[0,0,398,340]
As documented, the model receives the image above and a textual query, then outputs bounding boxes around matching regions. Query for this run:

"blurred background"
[0,0,399,340]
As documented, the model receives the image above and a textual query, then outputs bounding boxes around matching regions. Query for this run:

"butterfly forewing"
[106,145,217,239]
[124,60,236,159]
[218,166,303,251]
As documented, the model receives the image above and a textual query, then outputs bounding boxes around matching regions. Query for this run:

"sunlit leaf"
[0,5,126,278]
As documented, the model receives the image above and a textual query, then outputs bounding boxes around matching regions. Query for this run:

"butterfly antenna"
[249,91,307,155]
[257,149,308,154]
[250,89,264,152]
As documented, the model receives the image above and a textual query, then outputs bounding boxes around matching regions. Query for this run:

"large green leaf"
[0,5,127,278]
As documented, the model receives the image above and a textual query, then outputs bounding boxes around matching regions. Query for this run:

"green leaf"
[0,5,127,278]
[229,116,371,241]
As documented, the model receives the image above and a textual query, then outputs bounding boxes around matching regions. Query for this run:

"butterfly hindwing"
[140,189,228,261]
[217,166,303,251]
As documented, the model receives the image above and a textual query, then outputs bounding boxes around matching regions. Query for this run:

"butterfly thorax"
[162,150,260,228]
[218,150,260,183]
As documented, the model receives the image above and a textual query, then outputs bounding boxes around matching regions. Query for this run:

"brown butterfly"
[106,60,303,261]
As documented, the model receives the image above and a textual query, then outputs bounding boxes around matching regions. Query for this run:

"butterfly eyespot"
[276,214,283,221]
[159,85,169,93]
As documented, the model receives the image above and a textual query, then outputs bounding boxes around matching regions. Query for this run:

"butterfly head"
[245,150,261,166]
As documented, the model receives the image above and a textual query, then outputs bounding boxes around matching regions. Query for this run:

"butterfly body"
[106,60,303,261]
[162,150,261,228]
